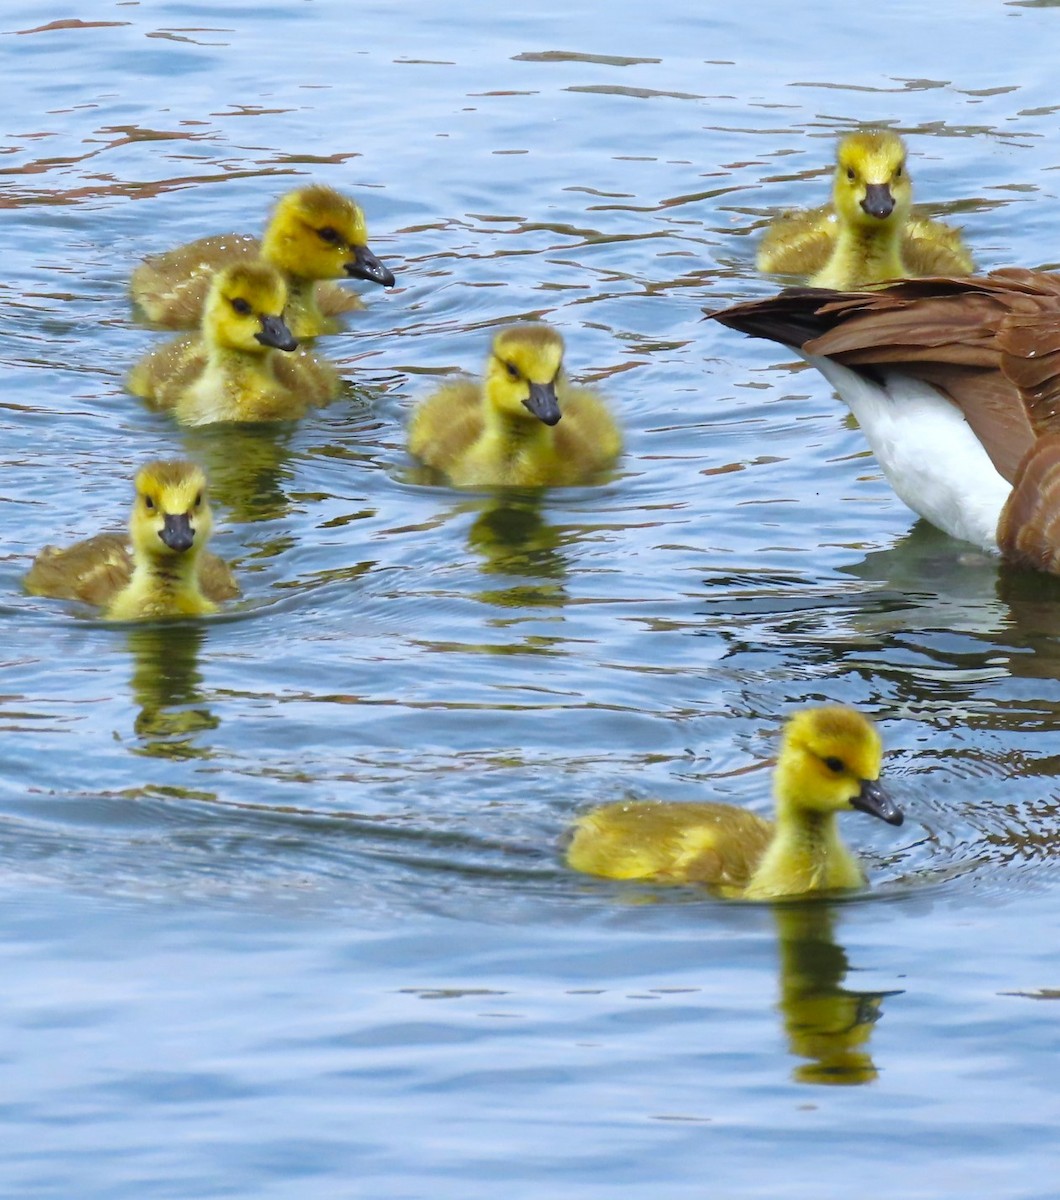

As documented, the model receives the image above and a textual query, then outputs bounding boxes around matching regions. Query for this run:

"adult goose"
[711,270,1060,574]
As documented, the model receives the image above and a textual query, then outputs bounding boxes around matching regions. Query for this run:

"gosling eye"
[143,495,155,510]
[318,226,341,245]
[895,163,904,178]
[846,167,856,182]
[230,297,252,316]
[823,756,845,774]
[505,361,520,381]
[193,492,203,508]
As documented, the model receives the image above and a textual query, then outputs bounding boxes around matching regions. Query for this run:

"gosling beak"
[523,380,562,426]
[861,183,895,220]
[159,513,195,553]
[850,779,904,827]
[256,314,298,352]
[344,245,396,288]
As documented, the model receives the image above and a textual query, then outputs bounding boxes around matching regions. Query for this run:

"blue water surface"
[2,2,1060,1196]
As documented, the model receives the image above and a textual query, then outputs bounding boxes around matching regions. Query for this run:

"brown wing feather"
[711,270,1060,482]
[998,435,1060,572]
[901,365,1033,484]
[997,315,1060,439]
[802,282,1015,366]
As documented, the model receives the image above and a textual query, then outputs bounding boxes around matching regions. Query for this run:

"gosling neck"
[817,216,906,288]
[483,393,556,458]
[202,341,284,420]
[744,799,863,901]
[109,544,213,620]
[281,276,329,336]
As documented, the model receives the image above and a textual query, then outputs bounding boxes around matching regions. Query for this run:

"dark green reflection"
[179,421,295,524]
[127,622,218,759]
[468,493,568,609]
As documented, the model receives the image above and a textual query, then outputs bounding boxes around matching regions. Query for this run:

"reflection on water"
[774,902,900,1086]
[468,492,569,609]
[845,527,1060,719]
[177,422,297,525]
[128,622,218,758]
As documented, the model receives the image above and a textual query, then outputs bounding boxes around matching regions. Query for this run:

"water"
[3,1,1060,1195]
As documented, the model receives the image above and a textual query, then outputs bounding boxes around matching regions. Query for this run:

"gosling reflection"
[178,421,295,525]
[467,494,569,610]
[127,622,219,759]
[774,902,900,1086]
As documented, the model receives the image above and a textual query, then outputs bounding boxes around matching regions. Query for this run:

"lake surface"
[3,1,1060,1196]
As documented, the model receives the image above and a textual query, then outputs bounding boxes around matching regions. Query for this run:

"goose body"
[408,323,621,487]
[711,270,1060,573]
[567,707,902,900]
[756,131,973,289]
[130,185,396,337]
[128,262,340,425]
[807,356,1011,552]
[25,461,238,620]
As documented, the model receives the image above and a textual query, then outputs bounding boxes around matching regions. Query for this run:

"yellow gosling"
[127,262,340,425]
[25,460,238,620]
[566,707,903,900]
[408,323,622,487]
[130,184,396,337]
[756,130,973,288]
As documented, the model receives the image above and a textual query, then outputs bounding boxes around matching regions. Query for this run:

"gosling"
[408,323,621,487]
[567,706,903,900]
[756,130,972,288]
[25,460,238,620]
[127,262,339,425]
[130,184,396,337]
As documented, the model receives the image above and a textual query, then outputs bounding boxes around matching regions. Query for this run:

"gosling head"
[832,130,912,229]
[485,323,566,426]
[262,185,396,287]
[203,263,297,354]
[775,706,904,826]
[129,460,213,562]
